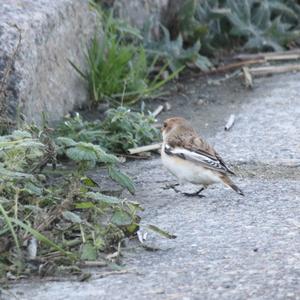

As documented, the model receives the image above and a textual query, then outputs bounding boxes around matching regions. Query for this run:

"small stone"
[165,102,171,111]
[197,99,205,105]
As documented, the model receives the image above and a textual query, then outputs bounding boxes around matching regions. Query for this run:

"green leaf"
[194,55,212,71]
[56,137,77,147]
[111,210,132,226]
[0,166,35,180]
[85,192,122,204]
[94,146,119,164]
[0,204,22,261]
[126,223,139,234]
[81,176,99,187]
[66,143,98,162]
[75,202,95,209]
[23,182,43,196]
[68,59,87,79]
[147,224,177,239]
[63,211,82,224]
[0,139,43,149]
[80,243,97,261]
[11,130,32,139]
[23,205,43,213]
[108,166,135,195]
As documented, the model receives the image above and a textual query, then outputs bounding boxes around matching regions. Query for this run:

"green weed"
[195,0,300,52]
[147,0,300,68]
[56,108,160,153]
[70,8,180,106]
[0,124,141,280]
[100,107,160,152]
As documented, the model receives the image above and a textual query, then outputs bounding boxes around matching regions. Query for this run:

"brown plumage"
[161,117,244,196]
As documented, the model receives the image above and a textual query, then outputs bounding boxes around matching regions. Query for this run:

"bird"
[161,117,244,196]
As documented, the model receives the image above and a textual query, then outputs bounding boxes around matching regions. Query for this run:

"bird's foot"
[183,187,206,198]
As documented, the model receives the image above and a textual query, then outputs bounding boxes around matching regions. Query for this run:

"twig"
[242,66,253,88]
[210,8,231,15]
[234,49,300,61]
[93,269,138,279]
[120,80,127,107]
[152,105,164,117]
[203,59,265,75]
[141,243,161,252]
[264,54,300,61]
[128,143,161,155]
[120,153,152,159]
[79,261,108,268]
[34,178,80,235]
[106,241,121,262]
[249,64,300,76]
[224,114,235,131]
[189,50,300,80]
[164,102,171,111]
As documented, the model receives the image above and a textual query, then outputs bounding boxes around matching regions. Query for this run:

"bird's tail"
[220,175,244,196]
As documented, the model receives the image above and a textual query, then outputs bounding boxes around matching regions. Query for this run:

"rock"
[0,0,97,124]
[0,0,169,125]
[113,0,168,29]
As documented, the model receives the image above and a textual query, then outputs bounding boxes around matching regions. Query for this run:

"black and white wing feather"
[164,144,231,174]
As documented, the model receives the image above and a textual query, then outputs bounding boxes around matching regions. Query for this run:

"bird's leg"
[183,187,206,198]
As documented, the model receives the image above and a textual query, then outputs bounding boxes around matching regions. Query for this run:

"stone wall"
[0,0,168,124]
[0,0,98,124]
[113,0,168,29]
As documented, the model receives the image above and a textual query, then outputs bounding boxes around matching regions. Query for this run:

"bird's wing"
[214,151,235,175]
[164,144,228,174]
[165,135,235,174]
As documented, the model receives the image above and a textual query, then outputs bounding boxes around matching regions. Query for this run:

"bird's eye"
[163,122,167,128]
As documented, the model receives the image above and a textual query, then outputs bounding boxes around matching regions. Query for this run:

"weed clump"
[70,8,180,106]
[56,107,160,153]
[161,0,300,55]
[0,122,143,281]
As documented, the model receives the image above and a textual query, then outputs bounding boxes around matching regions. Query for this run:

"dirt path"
[4,73,300,300]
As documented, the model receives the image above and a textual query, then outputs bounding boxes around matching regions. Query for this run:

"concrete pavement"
[5,73,300,300]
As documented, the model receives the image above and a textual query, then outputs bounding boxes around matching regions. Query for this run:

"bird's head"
[161,117,191,140]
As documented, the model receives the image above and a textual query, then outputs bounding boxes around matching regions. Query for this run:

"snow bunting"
[161,117,244,196]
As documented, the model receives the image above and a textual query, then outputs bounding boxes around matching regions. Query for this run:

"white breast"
[161,144,221,186]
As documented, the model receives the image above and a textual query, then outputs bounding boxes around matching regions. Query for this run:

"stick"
[128,143,161,154]
[264,54,300,61]
[203,59,265,75]
[242,66,253,88]
[234,50,300,61]
[224,114,235,131]
[189,51,300,79]
[152,105,164,117]
[165,102,171,111]
[79,261,108,268]
[249,64,300,76]
[93,269,137,279]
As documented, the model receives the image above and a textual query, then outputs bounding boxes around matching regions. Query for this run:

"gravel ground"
[3,73,300,300]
